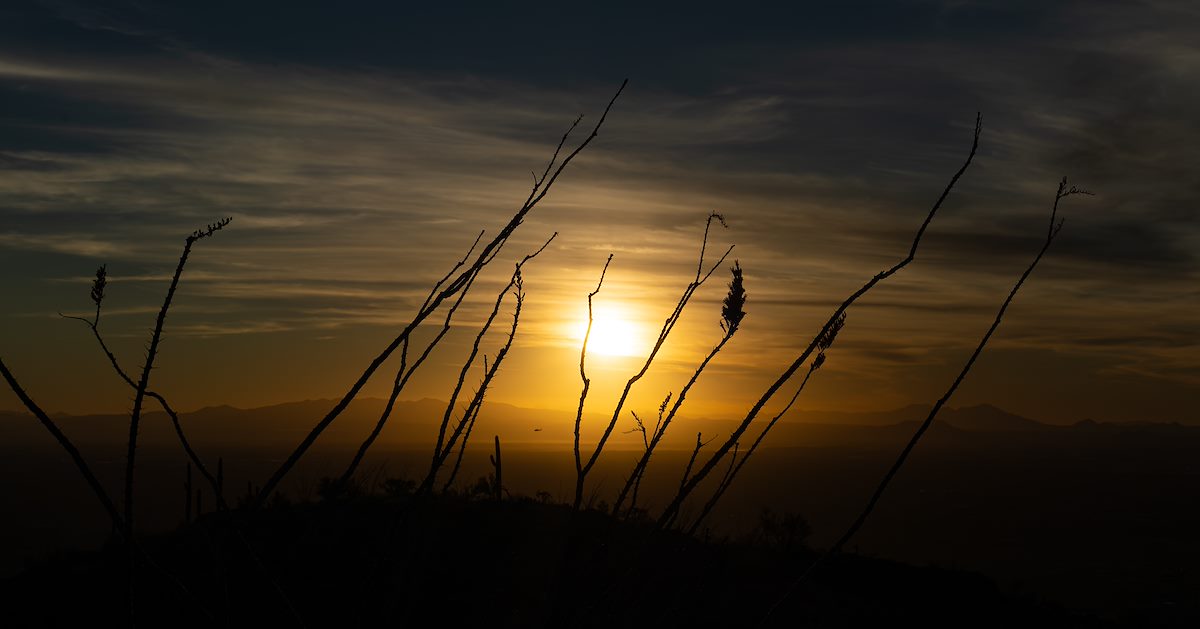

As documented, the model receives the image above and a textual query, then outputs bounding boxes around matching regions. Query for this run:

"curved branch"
[0,357,125,533]
[764,177,1086,620]
[573,254,612,494]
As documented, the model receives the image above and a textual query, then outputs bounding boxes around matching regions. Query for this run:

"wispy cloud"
[0,231,128,257]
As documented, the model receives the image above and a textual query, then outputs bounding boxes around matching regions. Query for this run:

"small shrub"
[317,476,365,501]
[469,475,493,499]
[382,477,416,497]
[752,507,812,552]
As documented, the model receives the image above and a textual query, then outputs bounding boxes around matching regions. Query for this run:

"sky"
[0,0,1197,424]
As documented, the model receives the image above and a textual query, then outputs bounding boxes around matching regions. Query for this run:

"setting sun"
[574,307,644,357]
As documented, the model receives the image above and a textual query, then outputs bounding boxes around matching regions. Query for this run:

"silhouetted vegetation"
[613,257,746,518]
[1,85,1123,626]
[573,212,733,509]
[1,484,1120,628]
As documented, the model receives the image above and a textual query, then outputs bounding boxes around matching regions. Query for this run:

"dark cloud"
[9,2,1032,84]
[0,152,64,171]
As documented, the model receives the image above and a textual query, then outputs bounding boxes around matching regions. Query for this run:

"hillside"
[1,491,1116,628]
[4,400,1199,625]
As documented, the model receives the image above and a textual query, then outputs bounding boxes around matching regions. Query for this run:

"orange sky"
[1,3,1197,426]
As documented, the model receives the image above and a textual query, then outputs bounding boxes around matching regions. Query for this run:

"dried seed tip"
[818,312,847,351]
[189,216,234,241]
[813,352,826,371]
[720,261,747,333]
[90,264,107,306]
[708,211,728,229]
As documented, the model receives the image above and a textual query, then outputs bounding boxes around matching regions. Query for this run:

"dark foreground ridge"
[4,486,1121,628]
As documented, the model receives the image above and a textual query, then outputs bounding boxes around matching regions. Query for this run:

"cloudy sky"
[0,0,1196,424]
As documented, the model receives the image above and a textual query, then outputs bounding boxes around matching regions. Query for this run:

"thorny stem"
[117,217,229,621]
[126,217,231,538]
[572,254,612,504]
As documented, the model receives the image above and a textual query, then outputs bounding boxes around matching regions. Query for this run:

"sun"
[574,306,643,357]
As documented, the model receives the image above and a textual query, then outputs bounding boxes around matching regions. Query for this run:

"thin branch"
[625,411,650,448]
[627,395,670,516]
[718,441,739,499]
[573,253,612,494]
[0,357,124,533]
[656,113,982,529]
[525,116,583,205]
[677,432,713,501]
[420,230,486,312]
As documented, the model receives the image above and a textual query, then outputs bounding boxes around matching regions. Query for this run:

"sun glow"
[574,307,644,357]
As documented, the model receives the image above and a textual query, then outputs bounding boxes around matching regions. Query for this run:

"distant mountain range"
[785,403,1050,431]
[2,399,1196,452]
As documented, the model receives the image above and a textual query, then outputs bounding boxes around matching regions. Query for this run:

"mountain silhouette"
[4,401,1194,454]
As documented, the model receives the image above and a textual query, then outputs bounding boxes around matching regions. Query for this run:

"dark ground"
[2,408,1199,626]
[2,490,1119,628]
